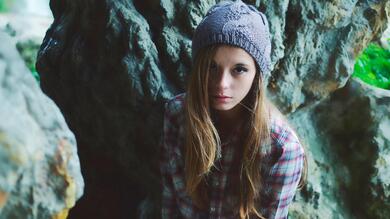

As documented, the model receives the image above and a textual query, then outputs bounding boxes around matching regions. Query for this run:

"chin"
[211,103,236,111]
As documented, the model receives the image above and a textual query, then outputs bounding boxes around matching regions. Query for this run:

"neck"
[212,104,246,135]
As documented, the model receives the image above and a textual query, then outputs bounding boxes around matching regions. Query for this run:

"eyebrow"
[235,63,249,67]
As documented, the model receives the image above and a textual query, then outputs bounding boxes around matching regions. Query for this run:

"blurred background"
[0,0,52,81]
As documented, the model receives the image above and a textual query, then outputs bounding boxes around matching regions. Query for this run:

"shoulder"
[161,94,187,176]
[164,93,186,118]
[163,93,186,141]
[267,112,304,159]
[270,115,299,146]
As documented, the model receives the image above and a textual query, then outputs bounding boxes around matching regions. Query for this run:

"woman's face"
[208,45,257,112]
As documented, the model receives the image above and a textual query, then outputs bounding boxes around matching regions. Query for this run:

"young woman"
[160,1,306,218]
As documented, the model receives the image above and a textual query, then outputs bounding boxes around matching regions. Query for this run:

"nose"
[213,69,231,91]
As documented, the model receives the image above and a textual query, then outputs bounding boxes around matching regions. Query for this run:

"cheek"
[208,77,219,92]
[239,82,253,97]
[240,75,256,94]
[207,80,214,92]
[206,75,212,88]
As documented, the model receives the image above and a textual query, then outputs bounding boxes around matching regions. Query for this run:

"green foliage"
[0,0,6,12]
[352,41,390,90]
[16,40,41,82]
[0,0,13,12]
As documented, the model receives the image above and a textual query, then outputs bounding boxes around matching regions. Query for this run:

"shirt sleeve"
[160,101,180,219]
[261,138,305,219]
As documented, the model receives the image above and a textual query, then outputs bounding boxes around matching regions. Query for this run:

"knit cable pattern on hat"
[192,0,272,79]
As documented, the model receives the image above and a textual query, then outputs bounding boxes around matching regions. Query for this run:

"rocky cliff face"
[35,0,389,218]
[0,31,84,218]
[266,0,389,113]
[288,78,390,218]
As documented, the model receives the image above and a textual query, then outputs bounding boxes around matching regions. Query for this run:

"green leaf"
[353,42,390,90]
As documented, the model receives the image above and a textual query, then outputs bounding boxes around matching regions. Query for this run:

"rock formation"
[0,31,84,218]
[288,78,390,218]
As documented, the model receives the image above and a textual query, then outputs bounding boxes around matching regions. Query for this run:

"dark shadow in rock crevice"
[313,81,378,219]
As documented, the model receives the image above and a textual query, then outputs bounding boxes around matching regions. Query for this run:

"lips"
[212,94,232,103]
[214,94,231,99]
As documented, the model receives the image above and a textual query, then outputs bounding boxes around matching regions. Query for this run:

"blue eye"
[234,66,248,74]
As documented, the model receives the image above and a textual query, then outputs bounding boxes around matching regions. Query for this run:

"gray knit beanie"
[192,0,272,79]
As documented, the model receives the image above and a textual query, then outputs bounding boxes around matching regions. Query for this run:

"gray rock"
[289,79,390,218]
[357,80,390,218]
[288,106,352,219]
[0,31,83,218]
[264,0,389,113]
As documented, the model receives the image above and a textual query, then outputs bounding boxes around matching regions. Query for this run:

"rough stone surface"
[288,78,390,218]
[35,0,389,218]
[263,0,390,113]
[332,79,389,219]
[0,31,83,218]
[288,107,353,219]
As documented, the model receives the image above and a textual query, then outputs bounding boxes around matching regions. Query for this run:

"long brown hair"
[185,45,306,218]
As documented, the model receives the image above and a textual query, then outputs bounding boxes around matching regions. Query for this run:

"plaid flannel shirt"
[160,93,304,219]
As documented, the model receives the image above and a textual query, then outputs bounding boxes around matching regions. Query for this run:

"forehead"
[212,45,255,66]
